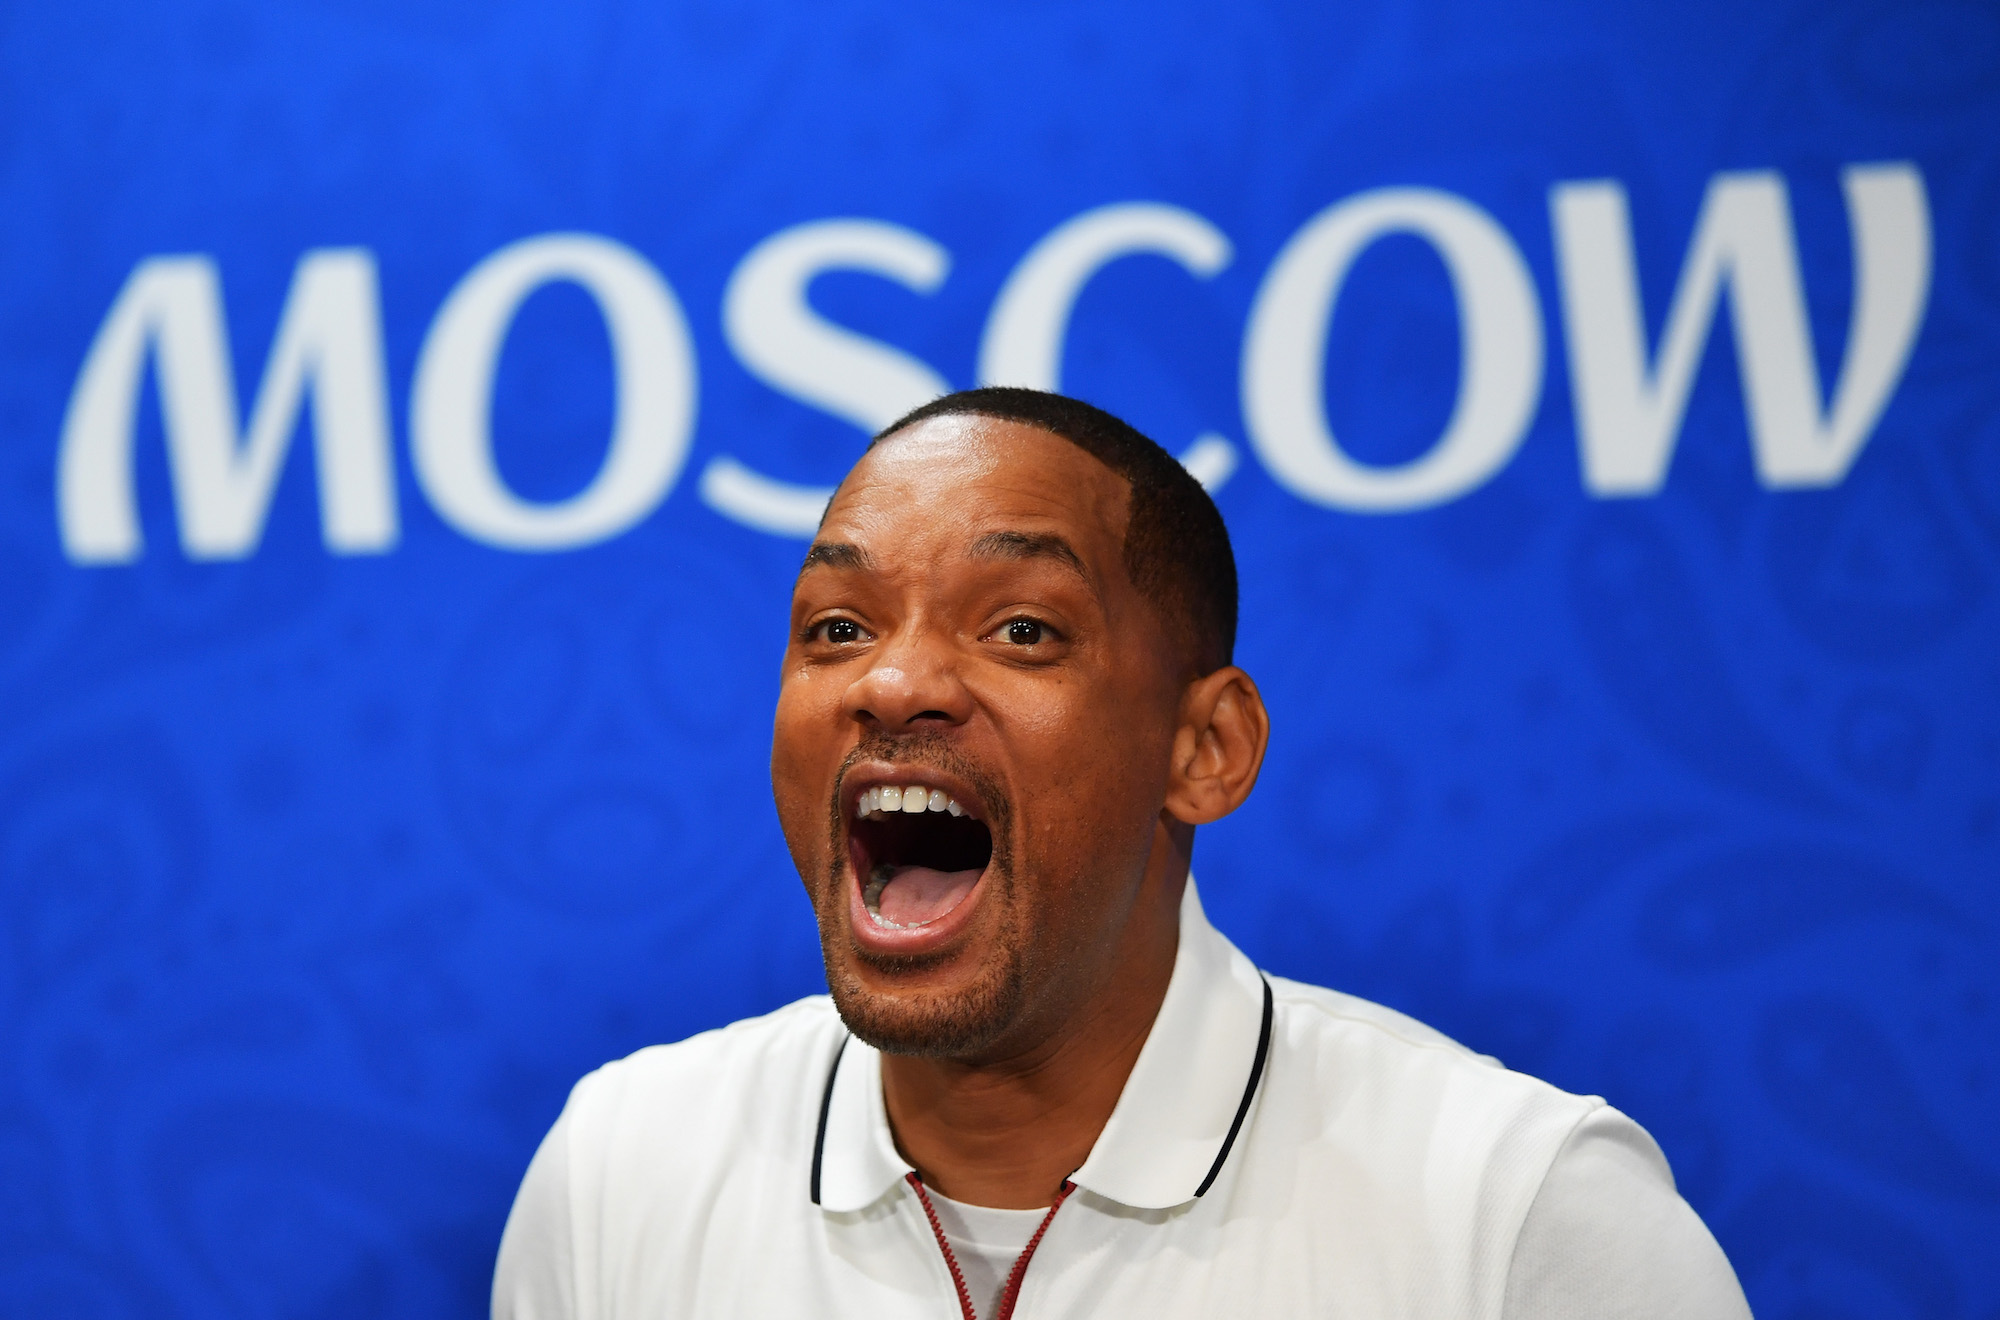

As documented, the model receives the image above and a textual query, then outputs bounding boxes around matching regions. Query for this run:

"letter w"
[58,250,398,562]
[1550,164,1930,494]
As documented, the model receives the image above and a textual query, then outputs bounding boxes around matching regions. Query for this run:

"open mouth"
[847,784,994,931]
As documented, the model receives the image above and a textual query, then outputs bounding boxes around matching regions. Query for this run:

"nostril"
[913,710,951,722]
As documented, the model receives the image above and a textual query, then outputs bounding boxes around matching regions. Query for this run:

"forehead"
[819,415,1131,562]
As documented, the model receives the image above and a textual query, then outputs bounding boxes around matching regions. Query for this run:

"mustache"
[824,728,1013,846]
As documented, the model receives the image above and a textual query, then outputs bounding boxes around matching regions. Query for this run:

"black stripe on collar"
[1194,974,1274,1198]
[809,1034,849,1206]
[808,975,1274,1206]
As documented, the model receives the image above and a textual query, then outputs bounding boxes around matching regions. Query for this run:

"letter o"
[1241,189,1544,512]
[412,234,697,549]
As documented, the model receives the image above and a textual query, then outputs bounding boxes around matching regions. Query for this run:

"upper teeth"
[858,785,965,818]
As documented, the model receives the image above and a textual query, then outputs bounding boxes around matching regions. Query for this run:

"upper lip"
[840,763,990,824]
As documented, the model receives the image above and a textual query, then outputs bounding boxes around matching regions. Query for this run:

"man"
[494,388,1751,1320]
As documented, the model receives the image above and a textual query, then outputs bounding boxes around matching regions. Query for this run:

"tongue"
[875,865,981,927]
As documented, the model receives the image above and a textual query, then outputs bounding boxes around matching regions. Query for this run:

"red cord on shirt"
[907,1172,1077,1320]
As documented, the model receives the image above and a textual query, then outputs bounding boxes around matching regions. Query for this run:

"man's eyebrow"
[966,530,1088,579]
[799,542,872,574]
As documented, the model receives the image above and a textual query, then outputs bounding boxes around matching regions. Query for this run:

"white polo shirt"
[494,883,1750,1320]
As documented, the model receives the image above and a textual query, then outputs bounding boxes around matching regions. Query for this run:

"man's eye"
[819,619,863,644]
[1004,618,1045,645]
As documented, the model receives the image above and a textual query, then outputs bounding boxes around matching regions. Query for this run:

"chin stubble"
[814,733,1031,1058]
[818,873,1031,1058]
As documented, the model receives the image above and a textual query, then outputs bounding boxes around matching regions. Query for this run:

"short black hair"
[870,387,1237,673]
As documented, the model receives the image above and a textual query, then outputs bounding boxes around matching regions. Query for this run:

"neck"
[880,835,1187,1209]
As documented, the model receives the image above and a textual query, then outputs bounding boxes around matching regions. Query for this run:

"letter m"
[57,249,398,563]
[1550,164,1931,495]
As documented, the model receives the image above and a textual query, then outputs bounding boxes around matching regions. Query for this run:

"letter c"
[980,204,1240,490]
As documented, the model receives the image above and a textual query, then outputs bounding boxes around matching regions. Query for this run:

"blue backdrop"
[3,1,1997,1316]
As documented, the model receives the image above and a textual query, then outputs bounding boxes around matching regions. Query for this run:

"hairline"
[866,408,1219,675]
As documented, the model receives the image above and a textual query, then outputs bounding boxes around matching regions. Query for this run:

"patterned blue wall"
[1,1,1996,1316]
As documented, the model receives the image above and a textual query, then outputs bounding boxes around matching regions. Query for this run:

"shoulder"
[1238,975,1617,1303]
[510,998,853,1315]
[1262,973,1605,1191]
[1244,976,1741,1315]
[1269,973,1595,1114]
[1504,1107,1751,1318]
[1269,974,1503,1063]
[561,995,848,1180]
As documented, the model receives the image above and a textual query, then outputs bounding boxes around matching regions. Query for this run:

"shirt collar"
[812,879,1271,1214]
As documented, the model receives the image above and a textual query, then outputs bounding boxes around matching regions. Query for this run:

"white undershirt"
[498,1105,1747,1320]
[921,1191,1049,1320]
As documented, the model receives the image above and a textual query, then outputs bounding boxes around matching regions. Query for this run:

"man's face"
[771,415,1187,1060]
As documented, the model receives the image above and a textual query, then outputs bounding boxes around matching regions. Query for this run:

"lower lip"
[844,837,990,958]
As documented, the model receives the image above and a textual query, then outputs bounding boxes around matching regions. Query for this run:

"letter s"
[702,220,951,537]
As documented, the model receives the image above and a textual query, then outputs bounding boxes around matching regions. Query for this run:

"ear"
[1163,666,1270,826]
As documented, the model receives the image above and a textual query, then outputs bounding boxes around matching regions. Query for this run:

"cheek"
[1003,684,1173,859]
[770,674,841,831]
[1024,665,1172,767]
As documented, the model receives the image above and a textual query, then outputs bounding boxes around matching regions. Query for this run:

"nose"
[841,620,971,732]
